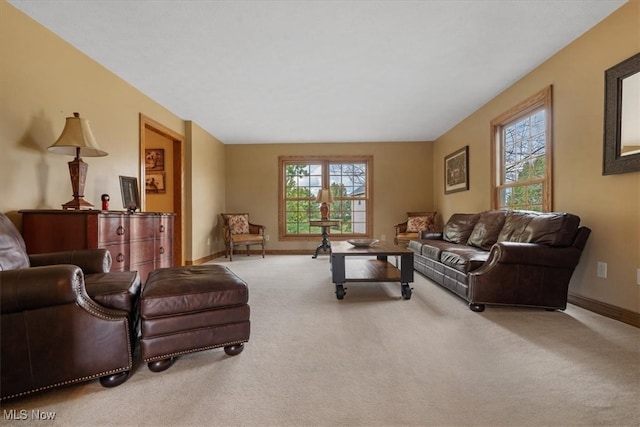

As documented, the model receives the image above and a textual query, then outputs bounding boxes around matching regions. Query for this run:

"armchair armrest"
[248,223,265,235]
[394,222,408,234]
[0,265,82,313]
[29,249,112,274]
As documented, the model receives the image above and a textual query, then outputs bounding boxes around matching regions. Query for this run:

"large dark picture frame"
[119,176,140,212]
[444,146,469,194]
[603,52,640,175]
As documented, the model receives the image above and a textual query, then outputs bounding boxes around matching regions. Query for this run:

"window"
[279,156,372,239]
[491,86,553,212]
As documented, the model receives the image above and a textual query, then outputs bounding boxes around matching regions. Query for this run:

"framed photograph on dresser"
[119,176,140,212]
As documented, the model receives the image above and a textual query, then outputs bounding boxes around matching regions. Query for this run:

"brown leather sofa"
[408,210,591,312]
[0,213,140,400]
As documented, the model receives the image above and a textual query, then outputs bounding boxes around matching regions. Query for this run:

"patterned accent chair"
[220,213,266,261]
[394,211,437,245]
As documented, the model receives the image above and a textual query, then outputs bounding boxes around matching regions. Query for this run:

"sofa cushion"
[85,271,141,313]
[420,240,460,261]
[498,211,580,246]
[467,210,508,250]
[141,265,249,319]
[443,213,480,244]
[440,247,489,273]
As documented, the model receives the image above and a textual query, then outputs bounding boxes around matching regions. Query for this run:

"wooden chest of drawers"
[20,210,175,283]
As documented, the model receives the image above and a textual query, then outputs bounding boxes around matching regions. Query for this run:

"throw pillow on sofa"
[497,211,580,246]
[443,213,480,244]
[467,210,508,250]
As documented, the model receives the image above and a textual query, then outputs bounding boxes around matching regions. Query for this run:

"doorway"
[139,114,184,266]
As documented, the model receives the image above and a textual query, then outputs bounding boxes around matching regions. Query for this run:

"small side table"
[309,219,342,259]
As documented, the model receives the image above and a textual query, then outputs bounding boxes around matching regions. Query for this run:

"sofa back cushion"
[443,213,480,244]
[467,210,508,250]
[0,213,30,271]
[497,211,580,246]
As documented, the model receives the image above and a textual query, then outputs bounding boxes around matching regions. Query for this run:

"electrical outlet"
[265,235,270,242]
[637,269,640,285]
[381,234,386,241]
[597,262,607,279]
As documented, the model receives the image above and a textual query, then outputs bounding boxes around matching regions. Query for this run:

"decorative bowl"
[346,238,379,247]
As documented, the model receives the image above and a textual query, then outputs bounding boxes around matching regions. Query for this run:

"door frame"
[139,113,184,266]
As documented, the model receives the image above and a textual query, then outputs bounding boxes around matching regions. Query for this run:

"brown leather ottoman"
[140,265,250,372]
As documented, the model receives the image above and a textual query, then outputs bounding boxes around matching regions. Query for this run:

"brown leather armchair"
[0,213,140,400]
[220,213,265,261]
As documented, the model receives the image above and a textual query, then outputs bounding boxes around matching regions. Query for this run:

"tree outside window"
[491,86,553,212]
[279,156,372,239]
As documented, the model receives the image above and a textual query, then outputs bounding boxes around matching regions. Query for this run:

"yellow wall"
[433,0,640,312]
[0,1,222,264]
[185,121,227,262]
[225,142,434,251]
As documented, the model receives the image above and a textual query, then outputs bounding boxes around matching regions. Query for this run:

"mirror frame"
[603,52,640,175]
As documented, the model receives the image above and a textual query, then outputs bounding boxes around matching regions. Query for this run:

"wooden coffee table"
[330,241,414,300]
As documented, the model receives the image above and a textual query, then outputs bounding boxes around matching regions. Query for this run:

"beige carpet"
[2,255,638,427]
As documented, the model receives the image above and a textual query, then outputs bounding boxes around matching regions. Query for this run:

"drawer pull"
[116,226,125,235]
[159,247,165,254]
[159,224,165,233]
[116,253,125,263]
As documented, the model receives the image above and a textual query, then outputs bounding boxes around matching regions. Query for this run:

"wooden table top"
[331,240,412,256]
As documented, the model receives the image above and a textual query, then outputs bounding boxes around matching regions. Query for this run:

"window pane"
[282,157,370,237]
[492,88,551,211]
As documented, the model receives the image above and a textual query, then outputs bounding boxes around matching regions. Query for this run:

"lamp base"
[62,154,93,210]
[320,203,329,220]
[62,197,94,210]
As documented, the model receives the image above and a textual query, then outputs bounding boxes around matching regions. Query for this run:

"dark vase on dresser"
[19,210,174,283]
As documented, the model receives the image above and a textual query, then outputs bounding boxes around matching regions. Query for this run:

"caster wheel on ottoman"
[140,265,251,372]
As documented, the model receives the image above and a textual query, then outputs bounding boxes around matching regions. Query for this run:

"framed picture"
[145,171,166,193]
[603,52,640,175]
[145,148,165,171]
[119,176,140,212]
[444,146,469,194]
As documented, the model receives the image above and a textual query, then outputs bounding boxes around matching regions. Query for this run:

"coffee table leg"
[332,254,346,299]
[401,283,412,300]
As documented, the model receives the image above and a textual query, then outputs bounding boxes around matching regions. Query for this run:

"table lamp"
[316,189,334,220]
[48,112,108,209]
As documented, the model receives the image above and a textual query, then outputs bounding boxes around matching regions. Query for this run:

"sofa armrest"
[480,242,583,270]
[419,231,444,240]
[0,265,82,313]
[29,249,112,274]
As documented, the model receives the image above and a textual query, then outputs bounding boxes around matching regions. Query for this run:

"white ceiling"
[9,0,626,144]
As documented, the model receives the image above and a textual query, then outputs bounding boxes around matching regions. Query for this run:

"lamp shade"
[315,189,334,204]
[48,113,108,157]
